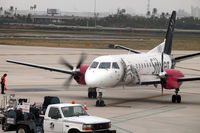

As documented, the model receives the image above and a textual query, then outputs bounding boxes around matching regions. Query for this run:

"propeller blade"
[63,75,74,88]
[161,52,164,72]
[60,57,74,70]
[76,53,87,69]
[161,79,164,96]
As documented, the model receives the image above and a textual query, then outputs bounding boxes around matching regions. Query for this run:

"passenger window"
[90,62,99,68]
[99,62,111,69]
[112,62,120,69]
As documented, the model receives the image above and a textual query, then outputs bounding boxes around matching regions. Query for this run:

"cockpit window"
[99,62,111,69]
[90,62,99,68]
[112,62,120,69]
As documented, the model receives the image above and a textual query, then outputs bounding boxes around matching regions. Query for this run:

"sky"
[1,0,200,15]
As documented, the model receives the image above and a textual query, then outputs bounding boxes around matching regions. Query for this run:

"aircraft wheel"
[172,95,176,103]
[96,100,105,107]
[88,92,92,99]
[177,95,181,103]
[92,91,97,98]
[100,100,105,106]
[96,100,100,106]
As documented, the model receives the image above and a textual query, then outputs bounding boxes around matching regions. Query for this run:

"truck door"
[44,107,63,133]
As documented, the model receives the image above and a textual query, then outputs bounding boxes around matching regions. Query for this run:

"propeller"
[158,53,174,95]
[60,53,87,88]
[160,52,164,95]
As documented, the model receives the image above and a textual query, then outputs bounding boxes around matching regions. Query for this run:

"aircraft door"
[44,107,63,133]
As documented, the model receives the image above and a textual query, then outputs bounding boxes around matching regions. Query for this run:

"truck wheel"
[69,129,80,133]
[17,125,30,133]
[2,122,10,131]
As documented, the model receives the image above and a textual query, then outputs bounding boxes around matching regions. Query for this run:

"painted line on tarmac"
[111,124,133,133]
[109,105,169,133]
[106,94,170,107]
[109,105,168,120]
[176,66,200,72]
[113,106,185,124]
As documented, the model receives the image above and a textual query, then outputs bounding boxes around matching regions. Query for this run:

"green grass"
[0,29,200,51]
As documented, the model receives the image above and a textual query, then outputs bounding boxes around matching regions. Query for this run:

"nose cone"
[85,69,119,88]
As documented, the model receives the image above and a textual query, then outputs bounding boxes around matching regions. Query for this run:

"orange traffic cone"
[84,102,87,110]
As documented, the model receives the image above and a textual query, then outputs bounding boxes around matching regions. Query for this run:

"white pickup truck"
[42,103,114,133]
[1,102,116,133]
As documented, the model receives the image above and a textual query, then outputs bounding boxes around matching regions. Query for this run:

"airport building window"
[90,62,99,68]
[112,62,120,69]
[99,62,111,69]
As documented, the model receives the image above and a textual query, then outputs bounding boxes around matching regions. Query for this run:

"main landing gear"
[88,88,97,99]
[88,88,105,107]
[172,88,181,103]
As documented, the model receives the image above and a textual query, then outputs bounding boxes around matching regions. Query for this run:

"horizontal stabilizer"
[109,44,141,54]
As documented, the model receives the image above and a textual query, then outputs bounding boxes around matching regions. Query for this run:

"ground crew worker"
[1,73,7,94]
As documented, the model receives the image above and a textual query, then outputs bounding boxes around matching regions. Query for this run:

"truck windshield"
[61,106,88,117]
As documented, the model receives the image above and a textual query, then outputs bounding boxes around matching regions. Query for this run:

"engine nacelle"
[74,65,89,85]
[164,69,184,89]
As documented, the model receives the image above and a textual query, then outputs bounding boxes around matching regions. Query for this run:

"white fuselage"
[85,53,173,88]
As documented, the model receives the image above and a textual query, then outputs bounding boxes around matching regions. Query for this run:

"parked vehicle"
[0,94,116,133]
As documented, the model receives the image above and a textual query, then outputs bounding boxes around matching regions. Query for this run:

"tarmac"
[0,45,200,133]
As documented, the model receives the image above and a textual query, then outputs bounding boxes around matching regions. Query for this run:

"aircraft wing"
[175,52,200,62]
[177,77,200,82]
[141,76,200,85]
[140,80,161,85]
[6,59,74,75]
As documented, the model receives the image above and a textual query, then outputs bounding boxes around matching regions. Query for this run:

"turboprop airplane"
[6,11,200,106]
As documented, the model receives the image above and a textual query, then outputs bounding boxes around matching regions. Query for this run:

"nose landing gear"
[88,88,105,106]
[172,88,181,103]
[96,91,105,107]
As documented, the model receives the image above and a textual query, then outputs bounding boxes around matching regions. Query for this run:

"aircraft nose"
[85,69,121,88]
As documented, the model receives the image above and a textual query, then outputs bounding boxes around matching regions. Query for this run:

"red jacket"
[1,76,6,86]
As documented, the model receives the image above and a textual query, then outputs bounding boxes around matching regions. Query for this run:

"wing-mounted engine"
[74,65,89,85]
[163,69,184,89]
[121,59,140,86]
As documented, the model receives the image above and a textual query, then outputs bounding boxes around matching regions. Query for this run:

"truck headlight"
[82,124,92,130]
